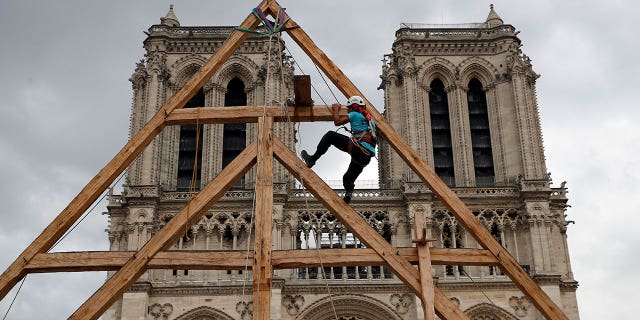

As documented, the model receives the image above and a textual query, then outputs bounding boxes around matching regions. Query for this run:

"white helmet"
[347,95,365,106]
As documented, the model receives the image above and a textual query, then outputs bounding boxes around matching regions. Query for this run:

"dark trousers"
[308,131,371,192]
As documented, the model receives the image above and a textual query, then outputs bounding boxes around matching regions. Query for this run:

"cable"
[240,182,258,303]
[2,275,27,320]
[299,173,339,320]
[462,269,497,306]
[50,169,127,252]
[284,46,340,106]
[184,107,202,242]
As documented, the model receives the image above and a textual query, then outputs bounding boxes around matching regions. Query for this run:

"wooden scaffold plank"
[164,105,347,125]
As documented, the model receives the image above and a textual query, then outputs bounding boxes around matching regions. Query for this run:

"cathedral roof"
[160,4,180,27]
[486,4,504,28]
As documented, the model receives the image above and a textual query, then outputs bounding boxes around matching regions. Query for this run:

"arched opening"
[465,303,519,320]
[467,78,495,186]
[223,77,247,188]
[177,89,205,191]
[429,78,455,186]
[173,306,234,320]
[296,295,403,320]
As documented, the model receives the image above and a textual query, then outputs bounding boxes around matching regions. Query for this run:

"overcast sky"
[0,1,638,319]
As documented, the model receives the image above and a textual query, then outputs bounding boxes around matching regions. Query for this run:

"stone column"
[447,83,473,186]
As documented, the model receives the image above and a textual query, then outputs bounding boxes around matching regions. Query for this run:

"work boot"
[343,190,353,204]
[300,150,315,168]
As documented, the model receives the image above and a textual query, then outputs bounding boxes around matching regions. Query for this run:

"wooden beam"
[276,4,568,320]
[26,251,247,272]
[68,141,258,320]
[272,247,497,269]
[414,211,436,320]
[0,0,270,303]
[24,248,498,273]
[253,116,274,320]
[164,105,346,125]
[272,137,468,320]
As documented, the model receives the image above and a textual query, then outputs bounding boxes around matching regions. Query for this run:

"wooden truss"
[0,1,570,319]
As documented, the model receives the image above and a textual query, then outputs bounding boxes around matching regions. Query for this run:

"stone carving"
[508,296,532,317]
[389,293,413,314]
[450,297,461,307]
[235,301,253,320]
[129,59,148,90]
[148,303,173,319]
[282,294,305,315]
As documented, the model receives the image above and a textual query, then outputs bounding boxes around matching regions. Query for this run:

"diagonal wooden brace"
[272,137,468,320]
[67,141,257,320]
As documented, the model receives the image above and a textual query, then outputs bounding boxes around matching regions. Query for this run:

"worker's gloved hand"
[331,103,341,113]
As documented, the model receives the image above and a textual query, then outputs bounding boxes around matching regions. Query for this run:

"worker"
[301,95,377,204]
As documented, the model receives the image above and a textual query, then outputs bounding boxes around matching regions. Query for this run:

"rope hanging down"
[237,6,338,318]
[236,5,298,36]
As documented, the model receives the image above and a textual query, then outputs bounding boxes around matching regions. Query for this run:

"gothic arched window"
[223,77,247,188]
[177,89,205,191]
[429,78,455,186]
[467,78,495,186]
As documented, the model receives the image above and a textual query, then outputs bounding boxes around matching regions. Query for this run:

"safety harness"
[347,104,377,155]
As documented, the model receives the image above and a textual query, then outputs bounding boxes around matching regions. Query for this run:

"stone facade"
[103,6,580,320]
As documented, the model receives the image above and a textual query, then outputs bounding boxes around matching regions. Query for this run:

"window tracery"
[465,303,518,320]
[429,78,455,186]
[467,78,495,186]
[296,210,392,279]
[432,207,523,277]
[177,88,205,191]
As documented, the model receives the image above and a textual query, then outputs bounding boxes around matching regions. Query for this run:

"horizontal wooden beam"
[164,105,345,125]
[25,248,497,273]
[273,247,497,269]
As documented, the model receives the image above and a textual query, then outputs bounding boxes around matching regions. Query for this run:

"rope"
[437,235,496,306]
[284,46,340,107]
[299,173,339,320]
[241,32,278,314]
[184,108,202,242]
[238,14,341,317]
[240,183,258,303]
[285,58,338,320]
[236,5,298,37]
[1,275,27,320]
[276,33,292,123]
[462,269,497,306]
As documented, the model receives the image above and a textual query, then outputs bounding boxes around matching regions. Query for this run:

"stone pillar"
[484,83,508,185]
[447,84,473,186]
[271,287,282,319]
[120,291,149,320]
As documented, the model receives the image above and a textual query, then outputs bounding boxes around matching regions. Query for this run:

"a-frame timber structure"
[0,1,570,319]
